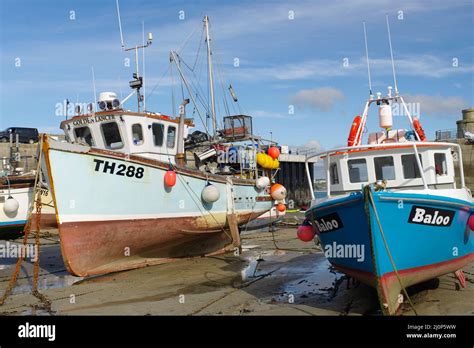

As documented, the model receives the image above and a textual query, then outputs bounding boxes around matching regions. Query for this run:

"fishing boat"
[0,140,56,236]
[300,17,474,315]
[40,14,285,276]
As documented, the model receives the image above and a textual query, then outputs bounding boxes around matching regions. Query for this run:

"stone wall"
[451,109,474,191]
[0,143,39,173]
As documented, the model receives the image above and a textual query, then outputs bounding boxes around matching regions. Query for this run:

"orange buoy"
[412,117,426,141]
[270,183,287,200]
[164,170,176,187]
[276,203,286,213]
[268,146,280,160]
[347,115,362,147]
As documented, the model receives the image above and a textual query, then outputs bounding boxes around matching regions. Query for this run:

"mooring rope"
[364,185,418,315]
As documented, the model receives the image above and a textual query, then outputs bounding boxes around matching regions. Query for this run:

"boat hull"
[43,139,273,276]
[306,189,474,315]
[0,181,56,236]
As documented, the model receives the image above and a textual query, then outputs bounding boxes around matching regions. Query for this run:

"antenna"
[204,16,217,140]
[116,0,125,49]
[115,0,153,112]
[363,21,373,97]
[92,66,97,113]
[386,14,399,95]
[142,21,146,111]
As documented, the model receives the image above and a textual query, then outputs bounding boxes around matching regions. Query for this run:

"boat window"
[401,154,422,179]
[434,153,447,176]
[152,123,164,146]
[348,159,368,183]
[374,156,395,181]
[131,124,144,145]
[167,126,176,148]
[101,122,124,150]
[330,163,339,185]
[74,126,95,146]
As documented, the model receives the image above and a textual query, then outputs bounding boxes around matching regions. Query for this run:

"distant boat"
[40,15,285,276]
[1,168,56,236]
[300,17,474,315]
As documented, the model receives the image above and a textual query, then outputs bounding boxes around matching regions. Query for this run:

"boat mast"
[204,16,217,140]
[115,0,152,112]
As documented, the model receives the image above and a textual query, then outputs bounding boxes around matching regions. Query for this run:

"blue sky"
[0,0,473,150]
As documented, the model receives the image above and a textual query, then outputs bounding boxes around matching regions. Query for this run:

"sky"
[0,0,473,151]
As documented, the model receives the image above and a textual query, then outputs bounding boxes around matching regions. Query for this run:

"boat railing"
[304,141,465,200]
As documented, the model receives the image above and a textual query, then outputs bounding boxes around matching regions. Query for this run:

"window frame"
[166,125,177,148]
[152,122,165,147]
[100,121,124,150]
[373,156,396,181]
[347,158,368,183]
[330,162,339,185]
[73,126,95,147]
[434,152,448,176]
[401,154,423,179]
[131,123,145,146]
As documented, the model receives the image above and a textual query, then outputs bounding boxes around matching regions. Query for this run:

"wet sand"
[0,223,473,316]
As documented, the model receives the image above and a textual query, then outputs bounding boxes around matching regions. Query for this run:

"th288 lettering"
[93,159,144,179]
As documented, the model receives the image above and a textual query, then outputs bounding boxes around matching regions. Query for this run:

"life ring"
[412,117,426,141]
[347,115,362,146]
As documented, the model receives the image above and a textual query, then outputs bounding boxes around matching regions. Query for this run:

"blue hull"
[306,188,474,314]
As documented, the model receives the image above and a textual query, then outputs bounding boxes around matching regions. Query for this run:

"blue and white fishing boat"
[40,14,285,277]
[302,17,474,315]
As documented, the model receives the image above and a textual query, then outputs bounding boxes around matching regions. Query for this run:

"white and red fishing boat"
[41,14,286,276]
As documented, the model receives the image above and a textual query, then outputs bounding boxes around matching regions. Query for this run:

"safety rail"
[304,141,465,200]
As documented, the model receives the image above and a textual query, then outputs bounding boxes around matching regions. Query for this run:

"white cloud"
[290,87,344,112]
[404,94,470,117]
[229,54,474,83]
[300,139,324,152]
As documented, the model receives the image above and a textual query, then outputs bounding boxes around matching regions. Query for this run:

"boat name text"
[408,206,455,227]
[93,159,144,179]
[314,212,344,233]
[71,114,115,126]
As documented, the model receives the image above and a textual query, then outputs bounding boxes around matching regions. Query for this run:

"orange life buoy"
[412,117,426,141]
[347,115,362,146]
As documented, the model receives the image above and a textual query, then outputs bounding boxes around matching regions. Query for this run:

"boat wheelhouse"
[61,93,193,164]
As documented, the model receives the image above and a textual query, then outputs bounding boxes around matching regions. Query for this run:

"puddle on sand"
[12,272,83,295]
[241,251,347,305]
[278,264,346,303]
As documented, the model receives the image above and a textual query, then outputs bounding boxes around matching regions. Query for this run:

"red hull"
[58,212,258,276]
[332,252,474,315]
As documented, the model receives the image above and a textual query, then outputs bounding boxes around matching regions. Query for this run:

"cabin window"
[402,154,422,179]
[74,126,94,146]
[152,123,164,147]
[348,159,368,183]
[434,153,447,176]
[131,124,144,145]
[330,163,339,185]
[101,122,124,150]
[374,156,395,181]
[167,126,176,148]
